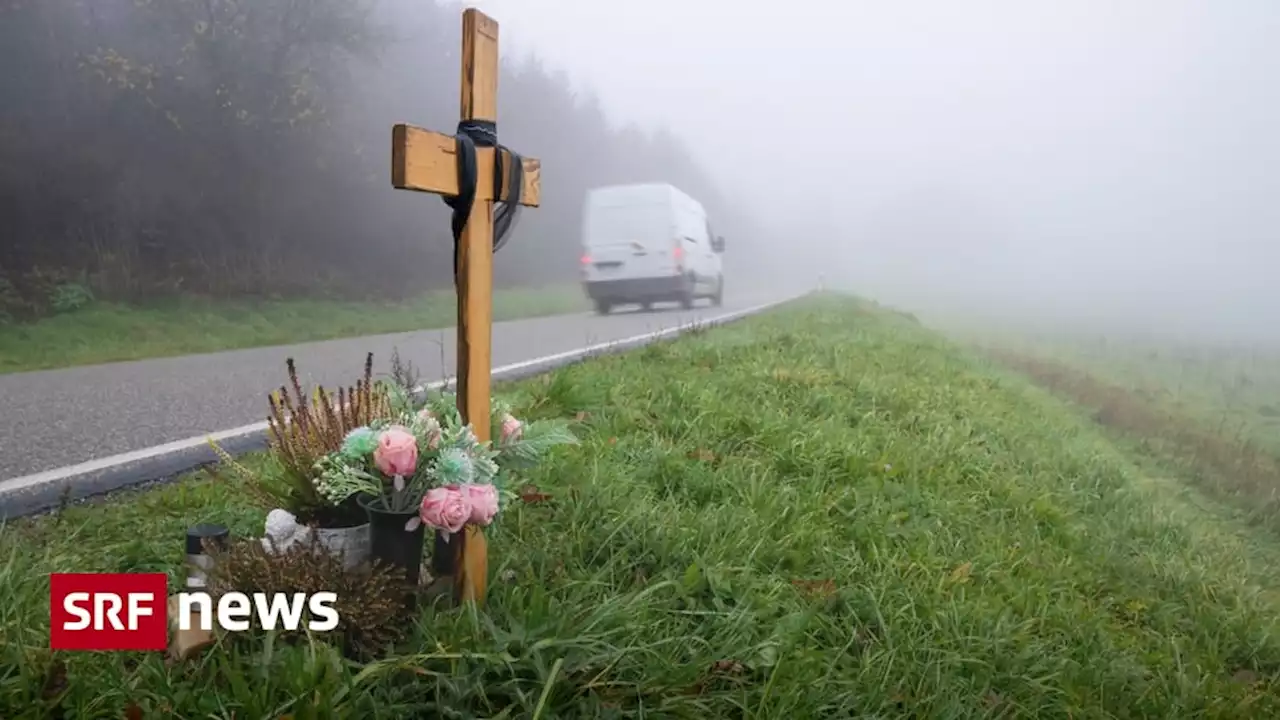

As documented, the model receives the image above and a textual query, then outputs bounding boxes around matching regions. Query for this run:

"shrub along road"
[0,289,795,481]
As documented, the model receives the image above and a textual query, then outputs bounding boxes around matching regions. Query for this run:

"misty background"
[3,0,1277,346]
[1,0,768,321]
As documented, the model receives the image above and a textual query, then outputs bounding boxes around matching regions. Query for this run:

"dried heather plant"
[389,346,421,393]
[206,535,411,658]
[266,354,389,489]
[257,355,392,524]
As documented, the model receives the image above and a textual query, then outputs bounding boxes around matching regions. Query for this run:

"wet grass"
[4,293,1280,717]
[969,328,1280,460]
[0,284,587,374]
[970,324,1280,541]
[986,349,1280,524]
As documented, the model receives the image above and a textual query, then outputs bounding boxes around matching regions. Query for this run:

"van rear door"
[582,200,680,283]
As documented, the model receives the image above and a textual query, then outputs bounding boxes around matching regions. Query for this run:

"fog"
[3,0,1277,347]
[473,0,1280,345]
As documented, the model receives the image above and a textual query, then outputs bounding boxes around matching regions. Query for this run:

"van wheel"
[680,275,696,310]
[712,277,724,307]
[594,299,611,315]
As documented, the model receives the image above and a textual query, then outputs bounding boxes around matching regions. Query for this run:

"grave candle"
[185,523,230,590]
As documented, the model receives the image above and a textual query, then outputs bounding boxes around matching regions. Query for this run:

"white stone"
[261,509,303,553]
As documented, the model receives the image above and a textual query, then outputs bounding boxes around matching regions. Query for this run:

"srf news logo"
[50,573,339,651]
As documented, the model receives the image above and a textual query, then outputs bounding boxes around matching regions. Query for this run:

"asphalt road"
[0,289,795,481]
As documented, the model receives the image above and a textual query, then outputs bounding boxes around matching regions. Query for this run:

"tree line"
[0,0,746,321]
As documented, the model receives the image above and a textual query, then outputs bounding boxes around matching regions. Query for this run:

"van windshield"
[584,202,671,246]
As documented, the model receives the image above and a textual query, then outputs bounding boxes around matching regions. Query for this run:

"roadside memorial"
[195,8,570,655]
[389,7,543,604]
[210,353,576,607]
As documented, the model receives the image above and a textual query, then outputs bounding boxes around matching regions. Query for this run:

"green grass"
[958,326,1280,461]
[5,293,1280,717]
[960,325,1280,535]
[0,284,587,374]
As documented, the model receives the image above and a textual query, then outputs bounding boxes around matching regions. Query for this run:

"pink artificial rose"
[419,485,471,534]
[463,483,500,526]
[374,425,418,477]
[500,413,523,444]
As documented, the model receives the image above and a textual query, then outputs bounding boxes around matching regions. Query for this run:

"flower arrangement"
[208,348,577,586]
[309,382,577,539]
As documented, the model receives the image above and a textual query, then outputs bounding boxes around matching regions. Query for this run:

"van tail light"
[673,245,684,270]
[580,254,591,265]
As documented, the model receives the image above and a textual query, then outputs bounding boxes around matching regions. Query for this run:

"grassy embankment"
[4,293,1280,717]
[0,284,587,374]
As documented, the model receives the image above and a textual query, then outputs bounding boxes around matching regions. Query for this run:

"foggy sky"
[466,0,1278,344]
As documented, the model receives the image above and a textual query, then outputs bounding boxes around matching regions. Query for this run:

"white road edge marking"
[0,297,796,495]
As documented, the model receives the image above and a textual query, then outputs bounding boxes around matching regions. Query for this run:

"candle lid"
[186,523,230,555]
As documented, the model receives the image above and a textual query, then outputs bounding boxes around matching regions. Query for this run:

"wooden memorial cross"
[390,7,541,605]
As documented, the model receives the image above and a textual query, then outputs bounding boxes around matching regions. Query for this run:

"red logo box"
[49,573,169,651]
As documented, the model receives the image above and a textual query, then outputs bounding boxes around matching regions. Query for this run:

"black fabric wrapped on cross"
[443,119,525,277]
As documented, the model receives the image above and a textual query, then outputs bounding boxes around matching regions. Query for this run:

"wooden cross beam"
[391,7,541,606]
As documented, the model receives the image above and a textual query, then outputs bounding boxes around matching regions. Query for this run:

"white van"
[580,183,725,314]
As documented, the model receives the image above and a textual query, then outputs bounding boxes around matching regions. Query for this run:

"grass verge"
[0,284,586,374]
[983,347,1280,534]
[5,293,1280,717]
[966,329,1280,460]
